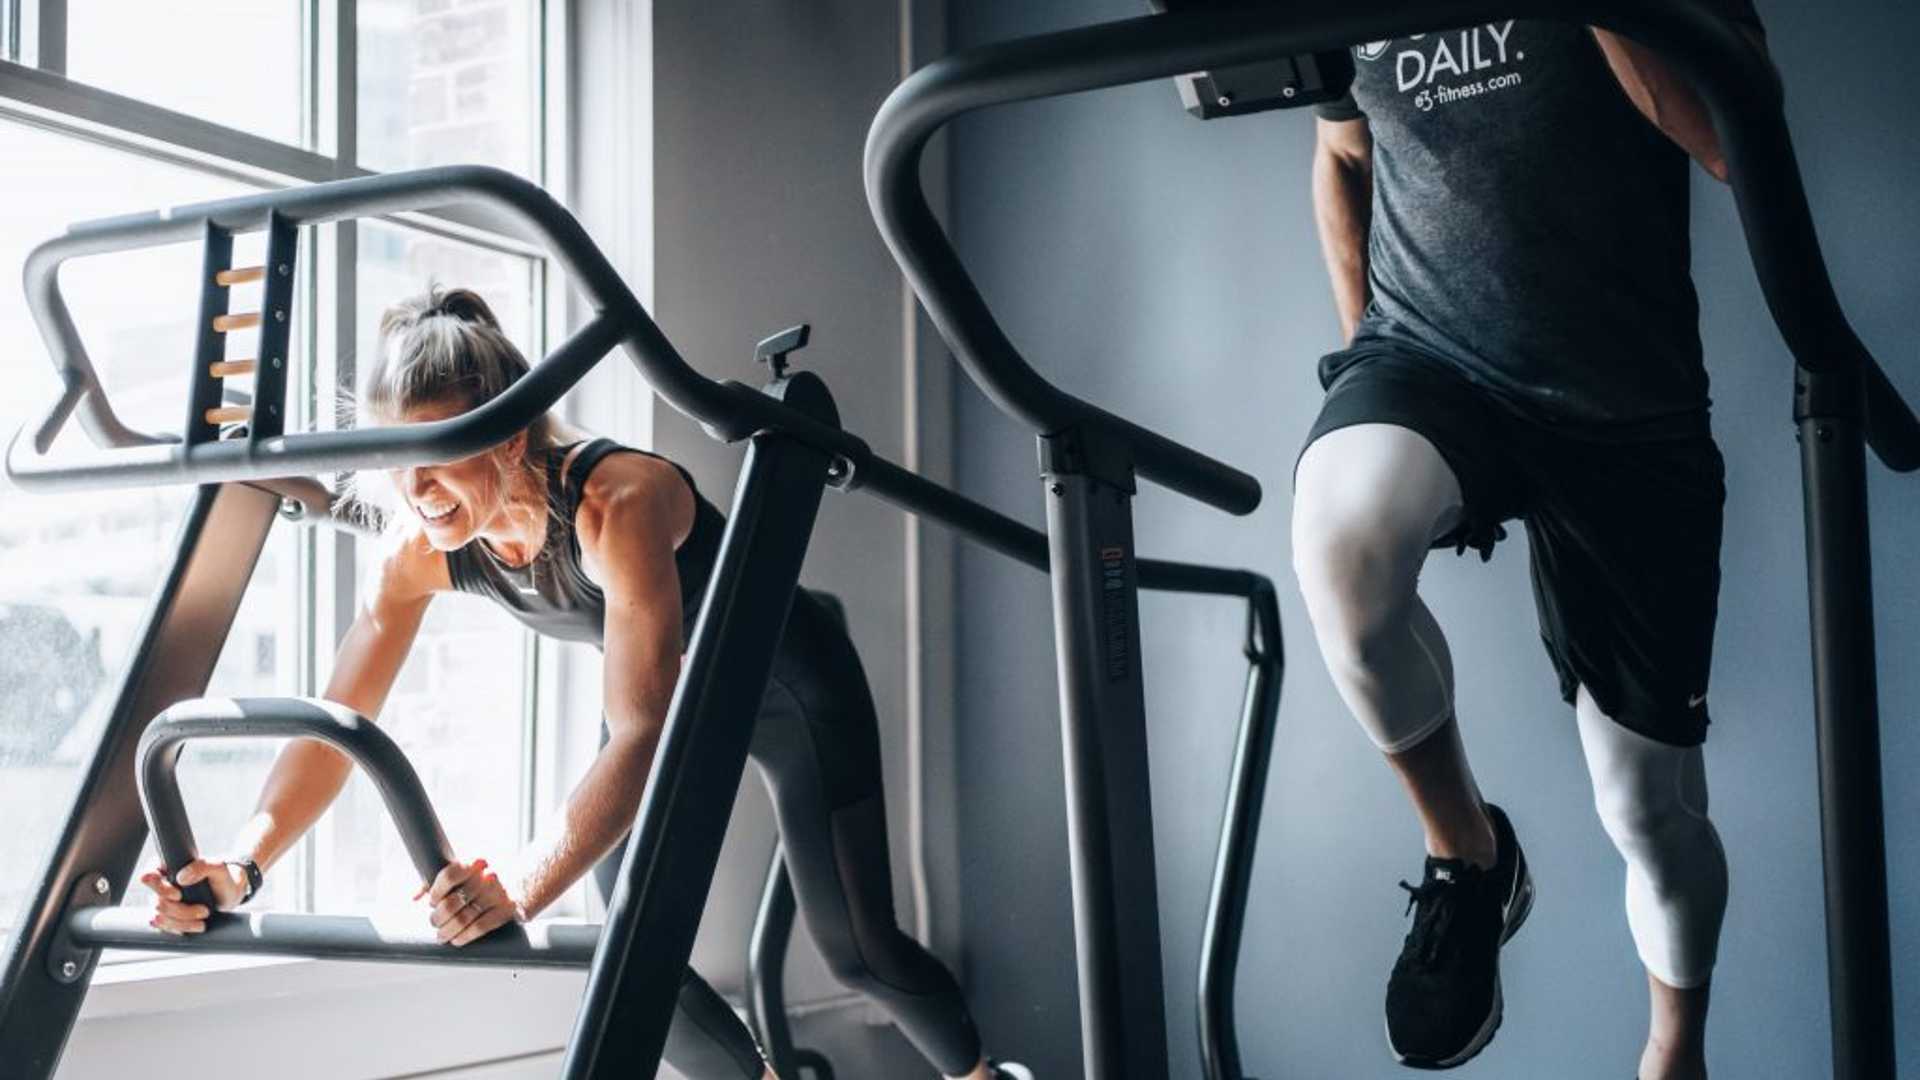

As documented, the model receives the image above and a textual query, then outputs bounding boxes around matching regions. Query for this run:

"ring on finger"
[454,887,473,908]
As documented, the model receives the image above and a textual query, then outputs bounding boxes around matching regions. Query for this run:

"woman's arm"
[242,535,440,870]
[145,535,440,931]
[503,454,695,922]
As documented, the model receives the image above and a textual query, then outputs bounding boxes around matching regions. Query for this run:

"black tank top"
[444,439,725,649]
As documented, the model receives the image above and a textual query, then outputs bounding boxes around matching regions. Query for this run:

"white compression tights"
[1292,423,1728,988]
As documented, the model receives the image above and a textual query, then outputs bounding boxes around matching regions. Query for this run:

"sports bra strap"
[558,438,703,520]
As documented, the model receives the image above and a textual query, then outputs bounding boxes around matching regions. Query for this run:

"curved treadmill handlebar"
[5,165,868,492]
[137,698,455,896]
[863,0,1919,481]
[64,696,601,969]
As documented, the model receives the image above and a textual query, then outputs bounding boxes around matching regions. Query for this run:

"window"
[0,127,248,936]
[1,3,17,65]
[358,0,541,176]
[65,1,305,145]
[0,1,571,958]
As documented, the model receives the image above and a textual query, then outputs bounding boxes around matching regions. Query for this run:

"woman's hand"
[416,858,523,947]
[140,860,247,935]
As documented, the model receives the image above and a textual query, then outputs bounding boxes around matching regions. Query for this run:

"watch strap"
[226,858,263,905]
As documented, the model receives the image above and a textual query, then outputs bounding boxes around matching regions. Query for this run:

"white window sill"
[82,951,499,1020]
[66,954,585,1078]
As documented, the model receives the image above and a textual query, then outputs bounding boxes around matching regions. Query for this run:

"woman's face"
[385,398,526,550]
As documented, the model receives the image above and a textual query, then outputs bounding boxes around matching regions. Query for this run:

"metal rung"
[209,359,257,378]
[211,312,261,333]
[204,406,251,425]
[214,266,265,286]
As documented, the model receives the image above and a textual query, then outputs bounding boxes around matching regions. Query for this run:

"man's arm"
[506,456,694,920]
[1313,116,1375,344]
[1591,23,1772,184]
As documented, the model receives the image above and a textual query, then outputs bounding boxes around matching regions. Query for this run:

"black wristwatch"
[225,858,264,906]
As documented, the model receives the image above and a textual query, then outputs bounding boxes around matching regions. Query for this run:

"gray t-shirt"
[1318,13,1762,435]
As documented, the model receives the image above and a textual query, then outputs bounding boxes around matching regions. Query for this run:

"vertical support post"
[1198,587,1283,1080]
[248,212,298,443]
[1038,428,1169,1080]
[30,0,63,73]
[0,483,280,1075]
[3,0,19,65]
[185,223,235,447]
[562,418,833,1078]
[1795,364,1895,1080]
[748,843,801,1078]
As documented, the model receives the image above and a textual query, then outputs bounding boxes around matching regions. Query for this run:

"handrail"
[6,166,867,492]
[138,697,453,905]
[1863,361,1920,473]
[133,696,609,970]
[863,0,1920,493]
[65,907,601,969]
[1198,581,1283,1080]
[8,316,624,490]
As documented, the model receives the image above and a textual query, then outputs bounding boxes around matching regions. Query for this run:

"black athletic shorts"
[1302,343,1726,747]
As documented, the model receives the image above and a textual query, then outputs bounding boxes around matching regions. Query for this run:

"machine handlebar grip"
[137,698,456,909]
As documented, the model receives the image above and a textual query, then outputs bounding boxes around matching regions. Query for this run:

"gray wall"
[945,3,1918,1078]
[648,0,958,1018]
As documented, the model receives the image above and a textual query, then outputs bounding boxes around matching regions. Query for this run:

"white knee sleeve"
[1576,688,1729,988]
[1292,424,1463,753]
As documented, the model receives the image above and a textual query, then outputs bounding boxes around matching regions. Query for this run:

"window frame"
[0,0,575,993]
[1,1,18,66]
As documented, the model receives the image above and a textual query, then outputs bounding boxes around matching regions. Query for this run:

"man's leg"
[1294,420,1534,1069]
[1575,686,1726,1080]
[1293,422,1494,865]
[1526,424,1728,1079]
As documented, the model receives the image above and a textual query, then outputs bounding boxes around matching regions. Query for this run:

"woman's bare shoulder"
[572,448,696,561]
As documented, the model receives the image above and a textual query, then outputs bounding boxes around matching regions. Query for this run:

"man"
[1294,10,1769,1078]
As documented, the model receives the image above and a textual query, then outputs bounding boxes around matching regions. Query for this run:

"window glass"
[0,6,564,962]
[357,220,537,359]
[315,593,529,913]
[57,228,281,442]
[315,227,538,914]
[358,0,538,176]
[65,0,305,146]
[116,526,305,936]
[0,121,255,943]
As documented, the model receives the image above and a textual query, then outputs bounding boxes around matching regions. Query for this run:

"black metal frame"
[140,697,452,910]
[1,160,1289,1078]
[747,844,836,1080]
[68,698,841,996]
[1199,587,1282,1080]
[0,482,282,1077]
[741,577,1282,1080]
[863,3,1918,1079]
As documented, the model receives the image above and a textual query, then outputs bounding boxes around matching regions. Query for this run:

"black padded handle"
[138,697,455,910]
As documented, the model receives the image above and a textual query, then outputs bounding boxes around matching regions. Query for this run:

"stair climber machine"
[0,165,1287,1079]
[863,1,1917,1078]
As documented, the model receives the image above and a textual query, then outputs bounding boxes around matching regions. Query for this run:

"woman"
[141,287,1030,1080]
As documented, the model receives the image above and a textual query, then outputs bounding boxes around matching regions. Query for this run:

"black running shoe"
[1384,802,1533,1069]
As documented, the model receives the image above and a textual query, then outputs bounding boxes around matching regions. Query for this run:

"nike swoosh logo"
[1688,693,1708,708]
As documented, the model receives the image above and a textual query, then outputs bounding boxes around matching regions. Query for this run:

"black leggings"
[594,590,981,1079]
